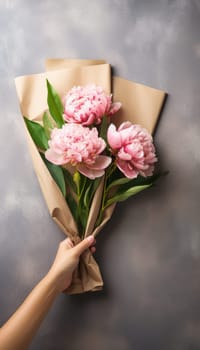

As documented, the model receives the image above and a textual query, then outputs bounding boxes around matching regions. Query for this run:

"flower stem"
[95,162,116,227]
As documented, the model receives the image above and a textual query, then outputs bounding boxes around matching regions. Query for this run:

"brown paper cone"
[45,59,165,135]
[15,59,166,294]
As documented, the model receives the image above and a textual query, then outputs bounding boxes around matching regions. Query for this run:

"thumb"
[73,235,95,257]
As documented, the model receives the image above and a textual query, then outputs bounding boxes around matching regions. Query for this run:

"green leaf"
[42,111,54,139]
[117,172,165,193]
[106,167,122,186]
[79,206,89,231]
[100,115,108,142]
[79,173,87,199]
[87,178,101,207]
[41,154,66,197]
[104,184,152,208]
[66,194,78,222]
[24,117,48,150]
[106,177,132,191]
[63,168,77,194]
[46,79,64,128]
[83,182,93,208]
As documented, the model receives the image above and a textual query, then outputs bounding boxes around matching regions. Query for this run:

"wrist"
[43,271,61,296]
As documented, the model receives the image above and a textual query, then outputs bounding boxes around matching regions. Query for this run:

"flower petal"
[118,121,132,131]
[87,155,111,170]
[107,124,122,149]
[118,147,132,160]
[109,102,121,115]
[45,149,67,165]
[77,164,105,179]
[117,159,139,179]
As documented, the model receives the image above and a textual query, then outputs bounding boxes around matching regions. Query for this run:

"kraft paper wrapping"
[15,59,166,294]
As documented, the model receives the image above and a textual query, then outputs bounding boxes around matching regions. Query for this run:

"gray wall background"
[0,0,200,349]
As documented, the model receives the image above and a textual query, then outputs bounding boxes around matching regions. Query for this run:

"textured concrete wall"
[0,1,200,349]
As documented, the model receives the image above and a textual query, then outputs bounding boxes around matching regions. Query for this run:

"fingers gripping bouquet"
[15,61,165,294]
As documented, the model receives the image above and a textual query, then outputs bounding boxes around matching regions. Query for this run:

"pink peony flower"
[63,84,121,126]
[45,124,111,179]
[107,122,157,179]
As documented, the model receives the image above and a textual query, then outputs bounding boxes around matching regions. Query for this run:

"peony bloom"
[45,124,111,179]
[107,122,157,179]
[63,84,121,125]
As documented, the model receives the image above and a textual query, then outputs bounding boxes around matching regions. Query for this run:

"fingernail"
[87,235,94,242]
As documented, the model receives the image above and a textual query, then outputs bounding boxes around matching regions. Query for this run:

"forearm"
[0,273,59,350]
[0,236,94,350]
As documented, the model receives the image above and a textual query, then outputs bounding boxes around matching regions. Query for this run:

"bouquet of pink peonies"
[15,59,166,294]
[25,82,157,237]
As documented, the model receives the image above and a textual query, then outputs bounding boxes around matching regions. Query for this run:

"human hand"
[47,236,96,292]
